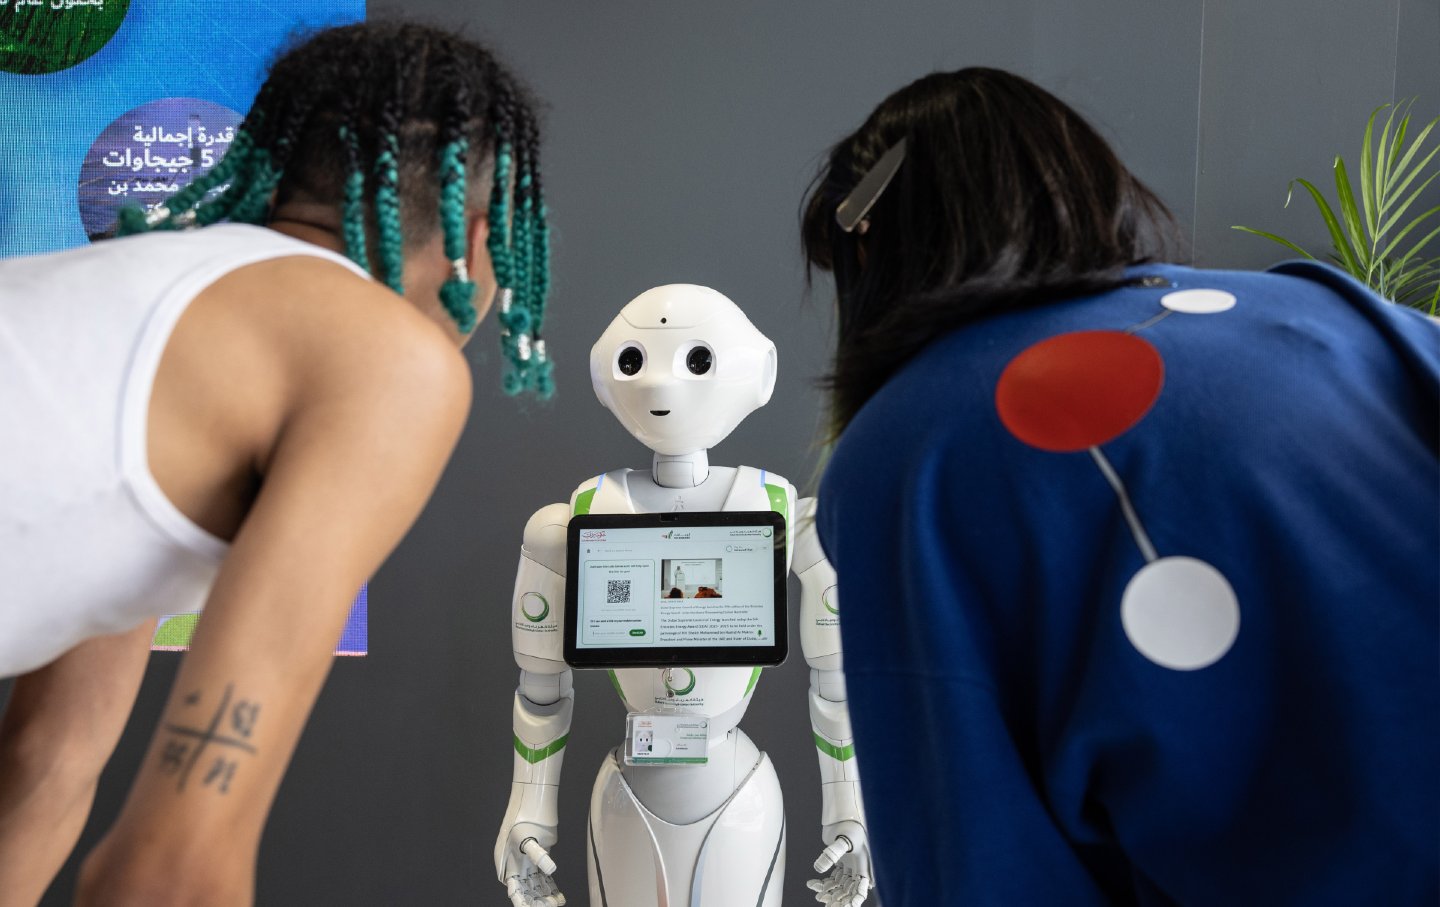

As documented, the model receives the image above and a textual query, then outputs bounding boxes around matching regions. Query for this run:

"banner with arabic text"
[0,0,369,655]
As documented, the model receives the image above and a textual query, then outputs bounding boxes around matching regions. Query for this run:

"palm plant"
[1234,100,1440,314]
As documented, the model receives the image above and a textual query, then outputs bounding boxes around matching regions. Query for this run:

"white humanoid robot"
[494,285,874,907]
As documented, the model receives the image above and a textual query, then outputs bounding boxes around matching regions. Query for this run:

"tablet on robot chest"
[564,511,788,669]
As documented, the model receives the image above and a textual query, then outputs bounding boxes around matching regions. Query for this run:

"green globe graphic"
[0,0,130,75]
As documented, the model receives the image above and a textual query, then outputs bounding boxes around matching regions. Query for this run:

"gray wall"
[31,0,1437,903]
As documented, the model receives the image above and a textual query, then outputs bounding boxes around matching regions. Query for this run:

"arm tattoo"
[157,683,261,794]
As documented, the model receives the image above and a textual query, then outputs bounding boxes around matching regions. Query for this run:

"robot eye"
[617,345,645,377]
[685,345,713,376]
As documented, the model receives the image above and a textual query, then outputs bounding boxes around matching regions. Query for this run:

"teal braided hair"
[437,136,476,333]
[486,71,553,398]
[338,92,370,273]
[114,22,555,399]
[436,56,478,335]
[372,68,407,295]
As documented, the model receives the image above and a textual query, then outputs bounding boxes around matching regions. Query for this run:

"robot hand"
[496,823,566,907]
[806,820,873,906]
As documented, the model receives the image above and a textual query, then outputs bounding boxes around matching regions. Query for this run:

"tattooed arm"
[74,283,471,906]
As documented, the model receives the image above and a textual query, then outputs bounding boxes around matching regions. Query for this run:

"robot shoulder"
[522,502,572,574]
[571,469,641,516]
[754,467,796,494]
[792,496,827,573]
[730,466,797,519]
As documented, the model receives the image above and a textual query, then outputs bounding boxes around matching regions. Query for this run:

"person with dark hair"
[0,21,551,904]
[804,68,1438,905]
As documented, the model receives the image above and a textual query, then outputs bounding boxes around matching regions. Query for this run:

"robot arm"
[796,498,873,907]
[495,503,573,907]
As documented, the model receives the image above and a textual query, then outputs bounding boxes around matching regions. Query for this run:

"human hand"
[806,820,873,906]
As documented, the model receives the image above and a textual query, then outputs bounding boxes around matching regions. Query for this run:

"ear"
[466,212,490,274]
[757,346,777,407]
[590,343,615,412]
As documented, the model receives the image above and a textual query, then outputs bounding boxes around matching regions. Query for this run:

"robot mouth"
[650,410,671,416]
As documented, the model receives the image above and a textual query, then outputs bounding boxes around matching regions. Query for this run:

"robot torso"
[571,465,795,733]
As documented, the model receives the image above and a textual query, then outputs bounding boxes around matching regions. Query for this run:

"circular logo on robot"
[996,331,1164,452]
[0,0,130,76]
[1121,556,1239,670]
[821,585,839,615]
[663,668,696,696]
[77,97,242,240]
[520,592,550,623]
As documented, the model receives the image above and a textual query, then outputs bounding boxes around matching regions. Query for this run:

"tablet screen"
[564,512,788,668]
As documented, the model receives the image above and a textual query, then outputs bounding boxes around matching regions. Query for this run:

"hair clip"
[517,333,532,361]
[451,257,470,283]
[143,205,171,227]
[835,137,907,234]
[534,338,548,363]
[498,286,513,315]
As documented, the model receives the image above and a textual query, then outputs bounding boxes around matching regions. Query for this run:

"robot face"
[591,285,777,456]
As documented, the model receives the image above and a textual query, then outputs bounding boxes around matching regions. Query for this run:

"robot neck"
[652,450,710,488]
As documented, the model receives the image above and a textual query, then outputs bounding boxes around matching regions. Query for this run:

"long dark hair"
[117,22,553,397]
[802,68,1182,437]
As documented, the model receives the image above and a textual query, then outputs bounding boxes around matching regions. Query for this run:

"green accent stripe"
[514,733,569,764]
[632,757,707,764]
[813,733,855,762]
[573,488,596,516]
[608,670,626,701]
[744,666,762,697]
[764,483,788,526]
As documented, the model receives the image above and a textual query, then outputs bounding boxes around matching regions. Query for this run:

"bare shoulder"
[207,254,471,424]
[150,251,470,540]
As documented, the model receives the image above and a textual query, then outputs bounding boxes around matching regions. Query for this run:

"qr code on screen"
[607,580,631,604]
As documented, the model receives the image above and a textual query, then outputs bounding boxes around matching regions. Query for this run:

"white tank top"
[0,224,370,677]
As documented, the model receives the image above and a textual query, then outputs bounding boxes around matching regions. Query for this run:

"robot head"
[591,285,777,456]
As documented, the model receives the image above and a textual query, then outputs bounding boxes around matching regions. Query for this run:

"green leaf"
[1377,129,1439,224]
[1388,241,1440,305]
[1389,254,1439,289]
[1383,109,1411,194]
[1384,113,1438,202]
[1333,156,1371,274]
[1291,178,1363,275]
[1377,166,1440,240]
[1389,259,1440,301]
[1376,211,1434,267]
[1259,99,1436,306]
[1375,103,1400,195]
[1396,275,1439,309]
[1360,104,1385,238]
[1230,225,1316,259]
[1394,224,1440,271]
[1378,204,1440,261]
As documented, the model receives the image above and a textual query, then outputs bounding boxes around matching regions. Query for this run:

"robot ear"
[590,350,614,411]
[757,346,777,407]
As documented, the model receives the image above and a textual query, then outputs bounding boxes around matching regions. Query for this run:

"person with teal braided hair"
[0,21,554,905]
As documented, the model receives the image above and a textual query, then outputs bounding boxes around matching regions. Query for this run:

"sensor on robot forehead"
[618,284,740,330]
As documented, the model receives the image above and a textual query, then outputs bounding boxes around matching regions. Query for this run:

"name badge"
[624,712,709,766]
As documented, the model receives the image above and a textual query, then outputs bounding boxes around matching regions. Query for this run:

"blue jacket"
[819,263,1439,906]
